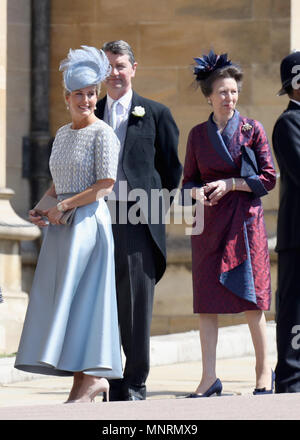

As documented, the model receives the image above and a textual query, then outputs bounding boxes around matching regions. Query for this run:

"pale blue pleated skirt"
[15,198,123,379]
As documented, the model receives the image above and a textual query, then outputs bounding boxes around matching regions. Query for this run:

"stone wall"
[49,0,290,228]
[0,0,6,190]
[6,0,31,218]
[291,0,300,49]
[47,0,291,334]
[1,0,40,354]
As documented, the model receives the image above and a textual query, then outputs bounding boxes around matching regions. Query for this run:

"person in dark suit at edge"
[272,51,300,393]
[95,40,182,401]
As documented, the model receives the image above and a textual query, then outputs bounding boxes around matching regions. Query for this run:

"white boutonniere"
[132,106,145,117]
[242,122,252,131]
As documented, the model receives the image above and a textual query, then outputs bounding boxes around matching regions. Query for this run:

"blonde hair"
[63,82,101,98]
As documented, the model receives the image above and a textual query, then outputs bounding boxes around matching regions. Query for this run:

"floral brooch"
[242,122,252,132]
[132,106,145,117]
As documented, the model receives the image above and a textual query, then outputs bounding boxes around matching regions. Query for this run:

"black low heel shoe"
[253,369,275,395]
[185,378,223,398]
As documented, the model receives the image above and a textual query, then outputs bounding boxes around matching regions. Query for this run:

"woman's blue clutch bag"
[240,145,259,177]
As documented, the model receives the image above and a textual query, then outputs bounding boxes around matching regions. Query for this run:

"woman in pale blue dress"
[15,46,122,403]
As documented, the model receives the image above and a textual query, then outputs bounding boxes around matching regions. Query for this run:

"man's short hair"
[102,40,135,66]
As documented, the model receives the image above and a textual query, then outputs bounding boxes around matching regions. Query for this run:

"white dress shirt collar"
[107,89,133,112]
[290,98,300,107]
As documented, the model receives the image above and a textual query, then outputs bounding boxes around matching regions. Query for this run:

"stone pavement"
[0,322,299,421]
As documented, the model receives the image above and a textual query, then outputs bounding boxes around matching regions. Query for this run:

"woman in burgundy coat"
[182,51,276,397]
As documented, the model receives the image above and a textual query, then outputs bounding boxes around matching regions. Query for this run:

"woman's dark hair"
[198,65,243,97]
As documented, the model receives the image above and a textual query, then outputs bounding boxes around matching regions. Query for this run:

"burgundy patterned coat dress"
[182,111,276,313]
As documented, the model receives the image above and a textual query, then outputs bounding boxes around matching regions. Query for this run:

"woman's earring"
[207,99,212,105]
[66,105,70,110]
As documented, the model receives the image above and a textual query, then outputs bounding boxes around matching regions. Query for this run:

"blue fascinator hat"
[193,50,233,82]
[59,45,111,92]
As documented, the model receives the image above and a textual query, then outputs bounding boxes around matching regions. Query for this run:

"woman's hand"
[190,187,211,205]
[203,179,233,205]
[44,206,64,225]
[29,209,49,227]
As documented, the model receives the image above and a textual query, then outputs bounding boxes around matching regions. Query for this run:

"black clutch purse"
[240,145,259,177]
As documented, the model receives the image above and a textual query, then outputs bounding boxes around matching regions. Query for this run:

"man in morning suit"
[272,51,300,393]
[95,40,182,401]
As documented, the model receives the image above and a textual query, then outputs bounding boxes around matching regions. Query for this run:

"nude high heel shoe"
[69,377,110,403]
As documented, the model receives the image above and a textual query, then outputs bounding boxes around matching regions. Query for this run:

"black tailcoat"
[95,91,182,282]
[95,91,182,399]
[272,100,300,393]
[272,100,300,252]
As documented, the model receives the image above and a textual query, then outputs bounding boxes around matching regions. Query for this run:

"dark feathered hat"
[193,50,233,82]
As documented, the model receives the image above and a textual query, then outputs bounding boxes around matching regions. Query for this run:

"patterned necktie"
[109,100,118,130]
